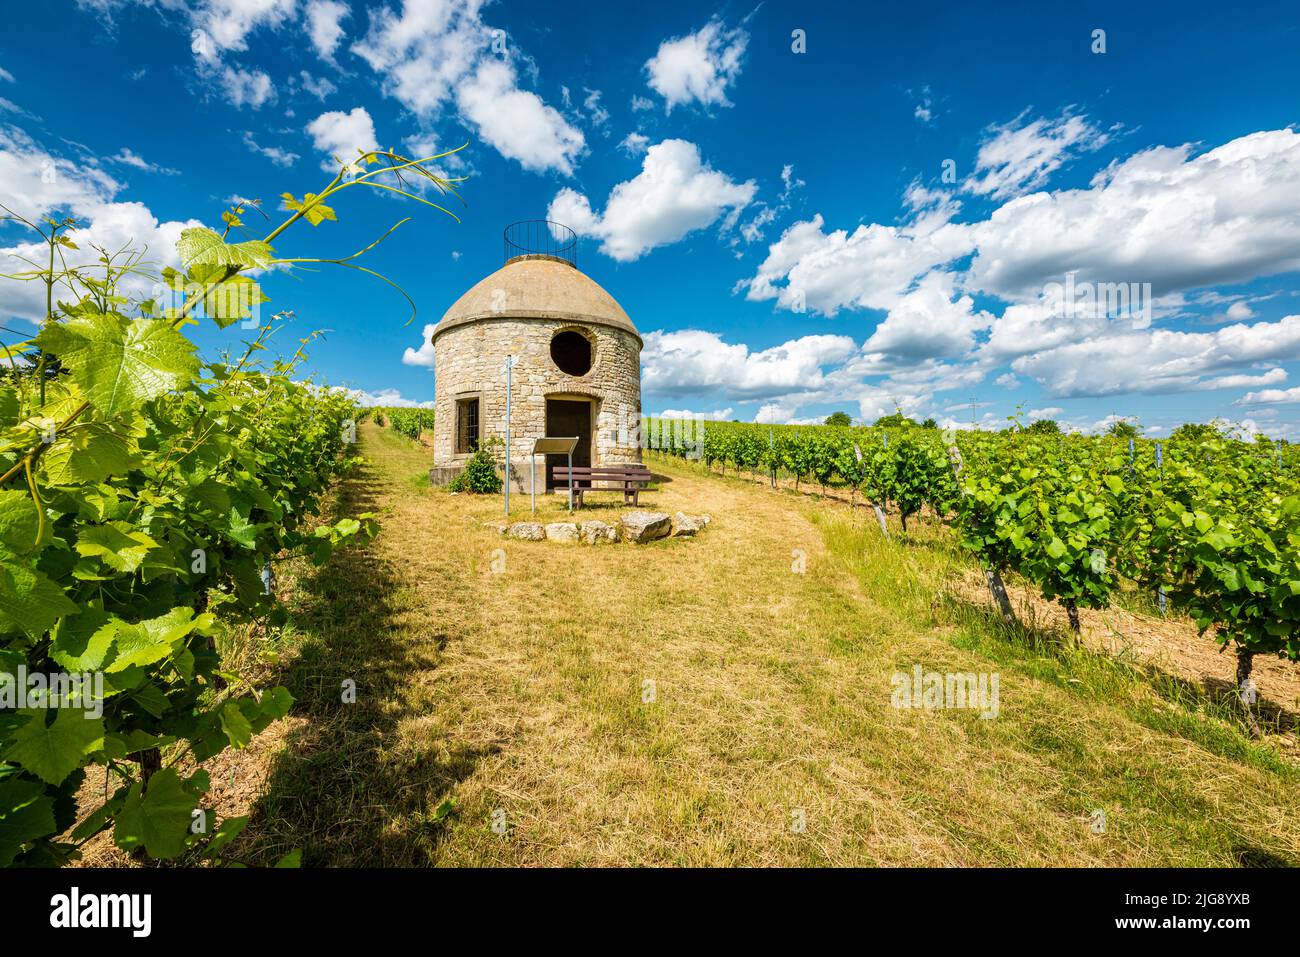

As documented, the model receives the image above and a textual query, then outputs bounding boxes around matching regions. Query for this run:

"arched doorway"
[544,396,595,489]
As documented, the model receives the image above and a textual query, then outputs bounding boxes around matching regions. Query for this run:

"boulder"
[483,521,507,535]
[505,522,545,541]
[579,520,618,544]
[620,511,672,543]
[672,512,712,537]
[545,522,580,542]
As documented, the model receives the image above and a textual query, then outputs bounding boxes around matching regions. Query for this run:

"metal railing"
[503,220,577,267]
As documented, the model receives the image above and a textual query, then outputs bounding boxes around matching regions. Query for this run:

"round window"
[550,330,593,376]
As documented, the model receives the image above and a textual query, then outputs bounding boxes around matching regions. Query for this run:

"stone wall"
[432,316,642,486]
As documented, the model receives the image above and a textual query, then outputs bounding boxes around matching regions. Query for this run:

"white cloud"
[630,94,654,112]
[109,147,179,175]
[965,109,1111,200]
[296,70,337,100]
[656,407,733,421]
[304,0,349,59]
[242,130,299,167]
[645,16,748,112]
[0,125,201,323]
[861,273,994,359]
[0,65,14,83]
[741,213,974,316]
[341,386,435,408]
[1238,384,1300,404]
[191,0,297,59]
[995,373,1020,389]
[401,323,437,368]
[456,59,584,175]
[642,329,856,400]
[1010,316,1300,398]
[218,65,275,108]
[306,106,379,170]
[1029,407,1064,418]
[1226,300,1255,321]
[618,131,650,156]
[352,0,583,175]
[780,163,805,201]
[581,88,609,128]
[548,139,755,261]
[968,129,1300,301]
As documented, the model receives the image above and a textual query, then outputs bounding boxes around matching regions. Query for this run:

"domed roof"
[431,256,639,344]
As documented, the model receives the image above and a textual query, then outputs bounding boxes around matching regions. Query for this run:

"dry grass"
[139,422,1300,866]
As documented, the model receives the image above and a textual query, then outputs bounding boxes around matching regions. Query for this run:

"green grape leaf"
[281,192,337,226]
[41,425,138,485]
[50,609,121,671]
[0,490,42,553]
[177,226,273,270]
[0,561,78,638]
[35,313,200,416]
[107,607,211,673]
[75,522,158,573]
[113,769,199,859]
[0,779,57,866]
[4,708,105,786]
[203,814,249,858]
[219,700,253,748]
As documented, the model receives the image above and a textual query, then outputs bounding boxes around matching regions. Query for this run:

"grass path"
[236,422,1300,866]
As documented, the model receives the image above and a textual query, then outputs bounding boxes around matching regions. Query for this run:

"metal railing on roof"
[504,220,577,267]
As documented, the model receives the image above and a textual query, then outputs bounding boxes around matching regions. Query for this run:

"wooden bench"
[552,465,652,508]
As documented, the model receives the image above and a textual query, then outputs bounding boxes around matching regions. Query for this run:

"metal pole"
[504,356,513,517]
[531,453,536,513]
[567,450,573,511]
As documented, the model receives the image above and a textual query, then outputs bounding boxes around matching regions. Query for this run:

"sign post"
[502,355,519,517]
[529,437,579,512]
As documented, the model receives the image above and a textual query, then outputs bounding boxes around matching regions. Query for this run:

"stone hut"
[428,221,643,492]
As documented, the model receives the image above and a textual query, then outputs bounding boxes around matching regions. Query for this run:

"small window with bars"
[456,397,479,454]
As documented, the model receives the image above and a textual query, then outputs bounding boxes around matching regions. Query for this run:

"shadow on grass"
[941,591,1299,779]
[237,458,492,866]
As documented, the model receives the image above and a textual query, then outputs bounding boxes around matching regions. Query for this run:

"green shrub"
[448,446,502,493]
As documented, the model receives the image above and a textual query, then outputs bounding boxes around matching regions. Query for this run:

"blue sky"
[2,0,1300,436]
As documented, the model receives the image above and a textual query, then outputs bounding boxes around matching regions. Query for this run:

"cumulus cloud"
[0,124,201,322]
[656,407,733,420]
[218,65,275,108]
[548,139,755,261]
[1237,384,1300,405]
[741,213,974,316]
[340,386,435,408]
[401,323,437,368]
[861,273,995,359]
[1010,316,1300,398]
[456,58,585,175]
[304,0,349,59]
[352,0,583,175]
[190,0,297,58]
[967,128,1300,302]
[645,16,748,112]
[641,329,856,400]
[305,106,379,170]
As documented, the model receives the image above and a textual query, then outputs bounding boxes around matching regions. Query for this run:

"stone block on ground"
[505,522,545,541]
[620,511,672,543]
[672,512,712,537]
[545,522,580,542]
[579,520,618,544]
